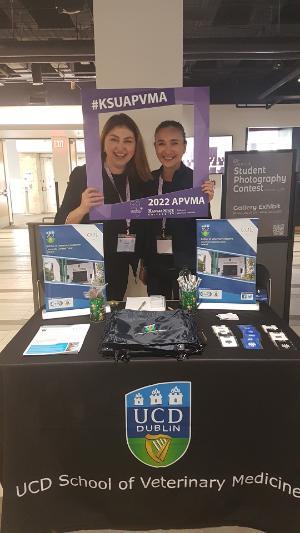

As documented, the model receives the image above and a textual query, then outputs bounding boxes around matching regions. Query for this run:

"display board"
[222,150,295,238]
[222,150,296,320]
[40,224,104,318]
[81,87,209,220]
[196,218,258,308]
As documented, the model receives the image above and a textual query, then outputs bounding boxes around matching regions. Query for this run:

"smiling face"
[104,126,136,173]
[154,126,186,173]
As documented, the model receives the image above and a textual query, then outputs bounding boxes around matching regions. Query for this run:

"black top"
[143,162,212,273]
[54,164,150,272]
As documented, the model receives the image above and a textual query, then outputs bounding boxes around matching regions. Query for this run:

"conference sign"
[82,86,210,220]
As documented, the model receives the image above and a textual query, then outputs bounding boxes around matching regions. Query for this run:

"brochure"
[39,224,105,319]
[196,218,259,309]
[23,324,90,356]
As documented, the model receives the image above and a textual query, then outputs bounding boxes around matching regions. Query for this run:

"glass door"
[70,138,86,170]
[39,155,56,213]
[19,153,43,214]
[0,140,12,227]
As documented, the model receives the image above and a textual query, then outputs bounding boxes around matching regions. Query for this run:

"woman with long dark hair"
[55,113,152,301]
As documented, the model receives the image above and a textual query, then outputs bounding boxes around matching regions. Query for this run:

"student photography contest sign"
[223,150,294,238]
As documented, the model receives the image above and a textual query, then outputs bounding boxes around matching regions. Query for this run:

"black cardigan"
[54,164,149,273]
[143,163,212,272]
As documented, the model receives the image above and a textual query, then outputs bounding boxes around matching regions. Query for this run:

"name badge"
[156,236,173,254]
[117,233,136,253]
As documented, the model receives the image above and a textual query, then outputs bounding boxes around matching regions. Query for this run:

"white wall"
[94,0,182,88]
[182,102,300,150]
[1,102,299,157]
[94,0,183,170]
[210,104,300,150]
[1,102,300,144]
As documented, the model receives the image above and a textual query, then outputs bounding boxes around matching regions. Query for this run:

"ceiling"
[0,0,300,107]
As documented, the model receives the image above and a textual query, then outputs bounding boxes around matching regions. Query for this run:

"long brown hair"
[100,113,151,182]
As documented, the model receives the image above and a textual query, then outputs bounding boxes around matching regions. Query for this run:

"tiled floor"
[0,228,34,352]
[0,222,299,533]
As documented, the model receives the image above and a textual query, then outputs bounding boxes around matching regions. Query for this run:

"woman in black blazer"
[55,113,152,301]
[141,120,214,299]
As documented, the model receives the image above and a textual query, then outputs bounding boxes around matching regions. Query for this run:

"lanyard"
[105,165,131,233]
[158,176,167,237]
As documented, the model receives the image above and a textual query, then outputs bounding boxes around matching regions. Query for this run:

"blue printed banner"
[40,224,105,317]
[196,218,259,307]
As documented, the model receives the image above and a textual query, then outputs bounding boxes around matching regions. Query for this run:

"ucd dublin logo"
[125,381,191,468]
[46,230,56,245]
[201,224,210,237]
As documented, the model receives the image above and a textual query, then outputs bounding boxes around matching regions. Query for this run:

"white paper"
[125,296,166,312]
[23,323,90,356]
[216,313,240,320]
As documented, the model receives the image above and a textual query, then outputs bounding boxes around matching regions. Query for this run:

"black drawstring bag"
[100,309,206,361]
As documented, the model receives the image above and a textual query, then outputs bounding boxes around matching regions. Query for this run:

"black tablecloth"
[0,305,300,533]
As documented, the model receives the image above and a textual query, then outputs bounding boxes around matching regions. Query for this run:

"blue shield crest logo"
[46,230,56,244]
[125,381,191,468]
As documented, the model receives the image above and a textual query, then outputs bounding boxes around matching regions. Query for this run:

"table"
[0,305,300,533]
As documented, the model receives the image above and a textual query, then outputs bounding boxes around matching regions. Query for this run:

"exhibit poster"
[196,218,259,309]
[223,150,294,238]
[40,224,105,318]
[81,87,209,220]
